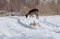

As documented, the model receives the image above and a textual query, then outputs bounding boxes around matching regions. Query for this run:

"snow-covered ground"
[0,15,60,39]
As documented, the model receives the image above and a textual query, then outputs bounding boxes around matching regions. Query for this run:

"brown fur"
[30,21,36,27]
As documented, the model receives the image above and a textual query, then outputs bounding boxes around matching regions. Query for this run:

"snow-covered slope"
[0,15,60,39]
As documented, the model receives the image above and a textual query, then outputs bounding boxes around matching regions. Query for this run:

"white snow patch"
[0,15,60,39]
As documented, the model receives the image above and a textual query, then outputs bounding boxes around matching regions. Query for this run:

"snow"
[0,15,60,39]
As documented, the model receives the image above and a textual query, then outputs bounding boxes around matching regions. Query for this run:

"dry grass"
[0,0,60,16]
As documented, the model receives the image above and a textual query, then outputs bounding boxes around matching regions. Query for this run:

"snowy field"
[0,15,60,39]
